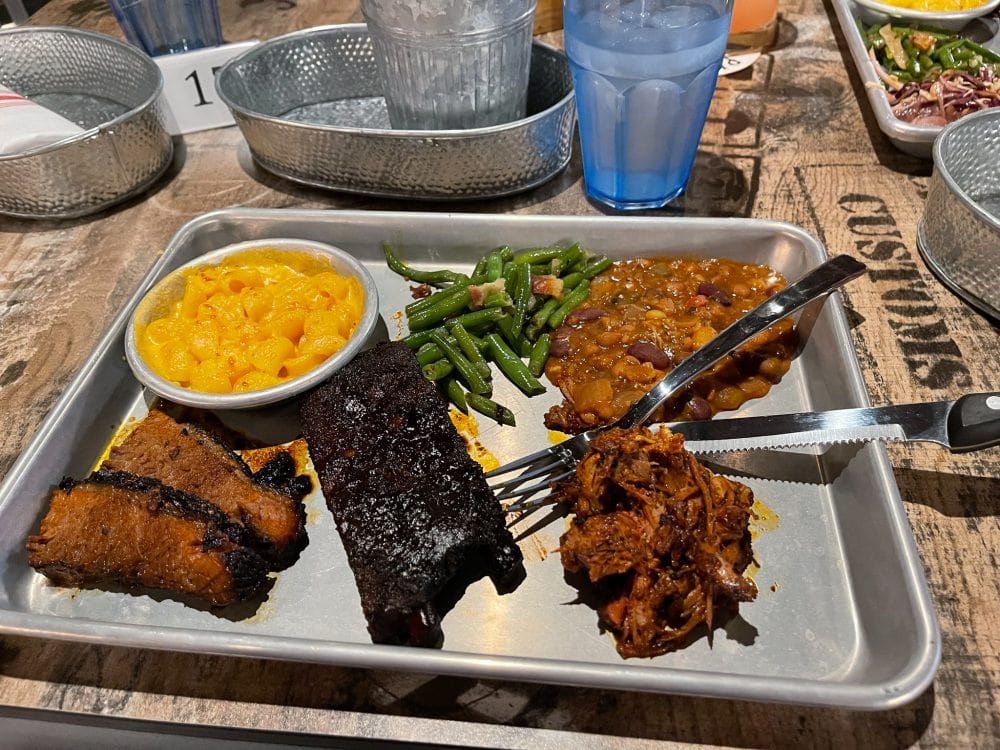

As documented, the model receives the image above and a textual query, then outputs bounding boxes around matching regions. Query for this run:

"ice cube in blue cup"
[107,0,223,57]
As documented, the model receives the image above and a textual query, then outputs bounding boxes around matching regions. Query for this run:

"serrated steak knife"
[666,393,1000,453]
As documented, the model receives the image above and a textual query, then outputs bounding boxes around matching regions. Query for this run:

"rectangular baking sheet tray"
[0,209,939,710]
[833,0,1000,158]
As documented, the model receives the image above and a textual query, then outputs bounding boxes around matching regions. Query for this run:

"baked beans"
[543,257,798,433]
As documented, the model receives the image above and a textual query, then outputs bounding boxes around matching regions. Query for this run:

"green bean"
[485,333,545,396]
[449,322,492,380]
[524,298,558,337]
[550,246,583,276]
[415,342,445,366]
[466,392,516,427]
[443,378,468,414]
[501,259,517,291]
[528,333,550,378]
[484,249,505,282]
[581,256,612,279]
[421,359,453,381]
[430,331,491,395]
[466,330,490,351]
[471,255,489,281]
[403,330,435,349]
[511,263,533,336]
[933,39,961,58]
[496,315,532,358]
[447,307,506,331]
[558,243,584,269]
[407,287,473,330]
[547,280,590,329]
[560,271,585,290]
[512,245,564,265]
[965,39,1000,64]
[383,243,468,286]
[530,263,551,277]
[404,283,468,317]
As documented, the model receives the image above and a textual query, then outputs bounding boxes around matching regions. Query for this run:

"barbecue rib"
[103,409,308,568]
[26,470,268,606]
[554,426,758,658]
[300,341,525,647]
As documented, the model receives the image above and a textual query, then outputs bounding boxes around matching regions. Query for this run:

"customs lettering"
[838,194,972,391]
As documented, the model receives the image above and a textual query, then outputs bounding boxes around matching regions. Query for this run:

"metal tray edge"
[831,0,938,158]
[0,209,941,710]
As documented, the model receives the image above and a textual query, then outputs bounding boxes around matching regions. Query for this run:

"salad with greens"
[860,22,1000,126]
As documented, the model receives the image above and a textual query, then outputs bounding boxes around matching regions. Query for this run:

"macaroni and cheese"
[135,248,365,394]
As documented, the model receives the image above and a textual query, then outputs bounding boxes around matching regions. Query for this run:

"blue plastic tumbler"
[565,0,733,210]
[107,0,223,57]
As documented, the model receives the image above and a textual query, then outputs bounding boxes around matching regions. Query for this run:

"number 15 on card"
[155,41,259,135]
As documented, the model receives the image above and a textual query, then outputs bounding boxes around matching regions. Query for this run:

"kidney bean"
[688,396,713,421]
[626,341,671,369]
[697,282,732,306]
[549,326,572,357]
[566,307,607,325]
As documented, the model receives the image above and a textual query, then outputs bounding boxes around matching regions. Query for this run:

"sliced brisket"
[26,470,268,606]
[103,409,308,569]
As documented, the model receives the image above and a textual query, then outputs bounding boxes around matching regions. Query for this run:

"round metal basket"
[216,24,576,200]
[918,108,1000,321]
[0,26,173,219]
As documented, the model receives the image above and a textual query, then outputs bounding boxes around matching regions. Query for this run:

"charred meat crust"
[87,469,251,544]
[103,410,308,569]
[252,451,314,501]
[300,341,525,647]
[27,470,268,606]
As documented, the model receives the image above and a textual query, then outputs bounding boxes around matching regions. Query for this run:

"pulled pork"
[555,426,757,658]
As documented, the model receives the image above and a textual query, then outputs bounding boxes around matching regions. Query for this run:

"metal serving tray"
[833,0,1000,158]
[0,209,939,710]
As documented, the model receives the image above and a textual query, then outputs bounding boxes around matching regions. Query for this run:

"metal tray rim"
[0,209,941,710]
[0,25,165,163]
[216,25,575,139]
[245,150,572,201]
[831,0,939,154]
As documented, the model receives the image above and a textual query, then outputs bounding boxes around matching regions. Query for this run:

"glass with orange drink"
[728,0,778,52]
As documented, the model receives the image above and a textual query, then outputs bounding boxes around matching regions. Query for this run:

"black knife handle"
[947,393,1000,452]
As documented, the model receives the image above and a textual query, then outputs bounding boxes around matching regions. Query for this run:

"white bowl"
[853,0,1000,32]
[125,238,379,410]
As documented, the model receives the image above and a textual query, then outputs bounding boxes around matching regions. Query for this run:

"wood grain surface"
[1,0,998,747]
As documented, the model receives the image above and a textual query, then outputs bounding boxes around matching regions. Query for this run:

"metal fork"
[488,253,867,517]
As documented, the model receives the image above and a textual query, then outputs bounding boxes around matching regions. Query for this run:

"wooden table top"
[2,0,998,746]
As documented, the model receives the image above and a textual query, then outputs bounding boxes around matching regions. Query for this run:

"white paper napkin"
[0,84,85,156]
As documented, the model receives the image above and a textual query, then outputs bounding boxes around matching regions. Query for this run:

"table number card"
[155,41,259,135]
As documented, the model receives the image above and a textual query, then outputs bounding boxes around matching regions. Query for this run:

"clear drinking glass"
[565,0,733,210]
[107,0,223,57]
[360,0,537,130]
